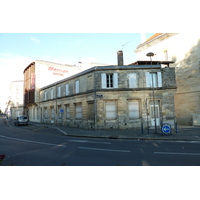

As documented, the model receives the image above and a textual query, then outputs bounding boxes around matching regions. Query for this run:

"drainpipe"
[94,67,97,130]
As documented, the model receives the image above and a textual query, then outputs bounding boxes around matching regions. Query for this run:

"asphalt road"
[1,116,200,166]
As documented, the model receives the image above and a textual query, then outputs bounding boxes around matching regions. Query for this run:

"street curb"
[4,119,200,141]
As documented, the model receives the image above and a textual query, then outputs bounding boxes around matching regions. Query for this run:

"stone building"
[135,33,200,125]
[23,60,109,122]
[38,56,176,130]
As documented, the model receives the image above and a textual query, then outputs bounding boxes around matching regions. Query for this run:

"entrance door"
[150,105,160,126]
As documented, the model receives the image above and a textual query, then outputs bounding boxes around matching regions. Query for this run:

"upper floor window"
[57,86,61,97]
[101,73,118,89]
[146,72,162,88]
[128,73,138,88]
[66,84,69,96]
[51,89,54,99]
[44,91,47,100]
[75,80,79,93]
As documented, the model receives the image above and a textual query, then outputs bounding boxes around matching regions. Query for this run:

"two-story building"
[37,52,176,130]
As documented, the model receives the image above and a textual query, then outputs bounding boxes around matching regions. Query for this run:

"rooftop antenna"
[121,41,131,50]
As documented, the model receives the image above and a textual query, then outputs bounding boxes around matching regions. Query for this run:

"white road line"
[0,135,66,147]
[79,147,130,153]
[69,140,111,144]
[154,152,200,156]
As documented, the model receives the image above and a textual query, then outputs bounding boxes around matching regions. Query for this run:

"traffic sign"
[60,109,64,113]
[162,123,171,134]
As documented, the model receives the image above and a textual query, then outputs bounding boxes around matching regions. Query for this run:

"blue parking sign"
[162,123,171,134]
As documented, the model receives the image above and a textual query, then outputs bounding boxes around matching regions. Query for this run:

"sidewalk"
[6,118,200,141]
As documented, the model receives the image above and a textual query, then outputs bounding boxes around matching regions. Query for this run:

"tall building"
[7,80,24,118]
[135,33,200,125]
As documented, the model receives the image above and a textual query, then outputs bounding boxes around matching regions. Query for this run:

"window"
[44,91,47,100]
[44,108,48,119]
[58,106,62,119]
[146,72,162,88]
[51,89,54,99]
[65,105,70,119]
[105,102,116,120]
[87,102,94,120]
[66,84,69,96]
[51,107,55,119]
[75,104,82,119]
[57,86,61,97]
[128,73,138,88]
[101,73,118,89]
[75,80,79,93]
[128,101,139,119]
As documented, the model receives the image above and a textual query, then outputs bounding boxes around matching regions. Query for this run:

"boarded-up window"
[88,102,94,120]
[128,101,139,119]
[106,102,116,120]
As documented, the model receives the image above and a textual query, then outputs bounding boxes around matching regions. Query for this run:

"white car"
[14,115,29,126]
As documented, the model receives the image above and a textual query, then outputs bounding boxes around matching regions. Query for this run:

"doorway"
[150,101,160,127]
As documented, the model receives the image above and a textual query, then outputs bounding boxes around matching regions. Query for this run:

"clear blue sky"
[0,33,154,65]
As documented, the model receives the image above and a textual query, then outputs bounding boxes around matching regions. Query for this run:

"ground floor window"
[105,101,116,120]
[75,103,82,119]
[44,108,48,119]
[65,105,70,119]
[87,102,94,120]
[51,107,55,119]
[128,101,140,119]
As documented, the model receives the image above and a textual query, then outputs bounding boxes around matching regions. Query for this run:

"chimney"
[117,50,123,66]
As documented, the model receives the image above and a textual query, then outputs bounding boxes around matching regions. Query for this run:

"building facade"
[7,80,24,118]
[23,60,108,122]
[37,61,176,130]
[135,33,200,125]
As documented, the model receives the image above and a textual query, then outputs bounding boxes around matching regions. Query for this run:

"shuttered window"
[66,84,69,96]
[146,72,162,88]
[128,101,139,119]
[57,86,61,97]
[76,104,82,119]
[75,80,79,93]
[106,102,117,120]
[65,105,70,119]
[128,73,138,88]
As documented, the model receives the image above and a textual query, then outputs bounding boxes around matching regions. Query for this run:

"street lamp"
[146,52,157,134]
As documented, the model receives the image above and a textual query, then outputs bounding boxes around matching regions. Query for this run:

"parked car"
[14,115,29,126]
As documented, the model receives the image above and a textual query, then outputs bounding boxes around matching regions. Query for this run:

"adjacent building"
[135,33,200,125]
[7,80,24,118]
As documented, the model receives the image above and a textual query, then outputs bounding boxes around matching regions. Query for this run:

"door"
[150,104,160,126]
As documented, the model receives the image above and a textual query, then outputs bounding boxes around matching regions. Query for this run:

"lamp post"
[146,52,157,134]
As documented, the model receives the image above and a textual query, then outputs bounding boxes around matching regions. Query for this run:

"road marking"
[0,135,66,147]
[79,147,130,153]
[154,152,200,156]
[69,140,111,144]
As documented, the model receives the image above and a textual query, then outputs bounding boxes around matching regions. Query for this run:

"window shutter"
[146,72,151,87]
[157,72,162,87]
[66,84,69,95]
[101,73,106,88]
[113,73,118,88]
[106,102,116,119]
[129,73,137,88]
[76,81,79,93]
